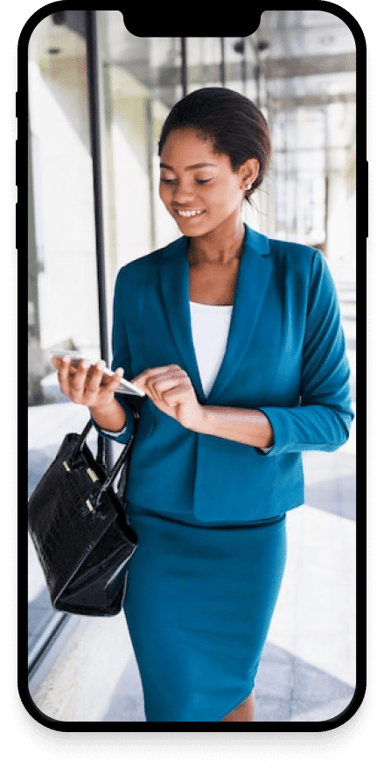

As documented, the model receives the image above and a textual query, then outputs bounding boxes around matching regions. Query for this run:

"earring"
[246,183,253,190]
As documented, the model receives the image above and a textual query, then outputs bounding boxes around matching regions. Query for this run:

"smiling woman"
[23,1,359,728]
[52,87,354,723]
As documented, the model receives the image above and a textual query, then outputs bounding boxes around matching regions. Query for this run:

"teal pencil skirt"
[123,503,287,722]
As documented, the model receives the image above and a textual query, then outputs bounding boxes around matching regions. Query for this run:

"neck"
[188,218,246,266]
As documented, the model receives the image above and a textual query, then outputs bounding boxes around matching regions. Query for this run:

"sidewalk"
[27,266,356,724]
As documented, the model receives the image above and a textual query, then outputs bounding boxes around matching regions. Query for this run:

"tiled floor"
[27,267,357,724]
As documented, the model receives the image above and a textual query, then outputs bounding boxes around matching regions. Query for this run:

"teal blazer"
[97,224,354,524]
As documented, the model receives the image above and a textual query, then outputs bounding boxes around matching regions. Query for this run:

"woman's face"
[159,127,256,239]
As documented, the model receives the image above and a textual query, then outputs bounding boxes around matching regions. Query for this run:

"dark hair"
[158,87,272,200]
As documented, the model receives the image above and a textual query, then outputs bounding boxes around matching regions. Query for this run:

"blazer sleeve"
[91,268,136,444]
[257,249,355,456]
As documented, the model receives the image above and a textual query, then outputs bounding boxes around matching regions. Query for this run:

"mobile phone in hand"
[50,349,145,397]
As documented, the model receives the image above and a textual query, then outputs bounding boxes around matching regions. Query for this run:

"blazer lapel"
[207,226,272,402]
[158,226,272,404]
[158,237,206,401]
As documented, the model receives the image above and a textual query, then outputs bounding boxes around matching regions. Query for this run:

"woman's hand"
[52,355,127,432]
[133,364,274,448]
[51,355,124,411]
[131,364,204,431]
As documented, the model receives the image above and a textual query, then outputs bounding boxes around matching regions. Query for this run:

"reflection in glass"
[28,12,100,397]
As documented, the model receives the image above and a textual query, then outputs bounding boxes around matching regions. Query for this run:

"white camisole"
[189,301,233,397]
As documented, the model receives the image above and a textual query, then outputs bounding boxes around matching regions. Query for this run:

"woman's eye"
[160,176,212,185]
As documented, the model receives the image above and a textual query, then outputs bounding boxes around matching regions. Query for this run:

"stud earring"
[246,183,253,190]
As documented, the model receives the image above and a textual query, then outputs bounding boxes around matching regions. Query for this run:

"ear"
[240,158,260,190]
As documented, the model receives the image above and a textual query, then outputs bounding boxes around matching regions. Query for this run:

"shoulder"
[114,236,185,291]
[246,225,321,275]
[267,235,321,272]
[271,240,335,313]
[264,236,337,310]
[246,227,335,305]
[263,235,330,290]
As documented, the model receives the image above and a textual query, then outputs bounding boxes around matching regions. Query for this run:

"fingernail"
[116,367,124,376]
[97,360,106,371]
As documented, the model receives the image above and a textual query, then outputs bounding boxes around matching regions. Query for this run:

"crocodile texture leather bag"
[28,407,140,617]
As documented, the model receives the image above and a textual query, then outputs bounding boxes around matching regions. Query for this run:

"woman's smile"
[174,208,206,218]
[159,126,248,239]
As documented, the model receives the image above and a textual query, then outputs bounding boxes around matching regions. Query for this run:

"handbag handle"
[94,407,140,507]
[71,405,140,508]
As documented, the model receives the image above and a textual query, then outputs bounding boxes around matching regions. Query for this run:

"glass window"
[28,10,101,662]
[28,12,100,366]
[252,8,356,270]
[223,37,257,101]
[96,12,181,284]
[186,37,223,92]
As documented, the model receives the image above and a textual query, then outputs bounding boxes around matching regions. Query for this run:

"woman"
[52,87,354,722]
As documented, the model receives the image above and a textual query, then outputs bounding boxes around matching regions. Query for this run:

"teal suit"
[102,223,353,524]
[96,223,354,721]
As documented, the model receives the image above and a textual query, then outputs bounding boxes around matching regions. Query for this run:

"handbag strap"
[94,405,140,508]
[94,406,140,506]
[70,405,140,508]
[96,434,105,466]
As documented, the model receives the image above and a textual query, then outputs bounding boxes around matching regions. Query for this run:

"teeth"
[176,209,204,217]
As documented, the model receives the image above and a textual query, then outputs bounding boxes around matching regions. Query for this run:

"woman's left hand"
[131,364,204,431]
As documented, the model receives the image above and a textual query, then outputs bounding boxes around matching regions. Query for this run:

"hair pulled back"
[158,87,272,200]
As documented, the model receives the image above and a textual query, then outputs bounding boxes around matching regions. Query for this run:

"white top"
[190,301,233,397]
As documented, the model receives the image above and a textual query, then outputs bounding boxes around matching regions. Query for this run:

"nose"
[172,178,195,205]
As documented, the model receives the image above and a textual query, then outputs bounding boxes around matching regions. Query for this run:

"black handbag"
[28,406,140,617]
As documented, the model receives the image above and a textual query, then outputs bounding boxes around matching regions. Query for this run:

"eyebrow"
[160,162,217,171]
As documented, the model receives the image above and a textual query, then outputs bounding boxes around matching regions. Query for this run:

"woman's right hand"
[51,356,124,412]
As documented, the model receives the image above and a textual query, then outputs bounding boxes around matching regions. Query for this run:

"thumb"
[131,373,146,388]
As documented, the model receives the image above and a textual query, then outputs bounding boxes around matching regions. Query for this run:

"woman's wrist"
[196,405,273,449]
[89,398,127,433]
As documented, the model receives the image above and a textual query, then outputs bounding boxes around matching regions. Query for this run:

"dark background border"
[5,0,382,767]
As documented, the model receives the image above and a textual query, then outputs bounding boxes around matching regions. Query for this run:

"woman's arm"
[195,405,273,448]
[131,364,273,449]
[89,397,127,433]
[256,250,354,456]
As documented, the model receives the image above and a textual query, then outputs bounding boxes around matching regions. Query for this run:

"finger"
[51,356,62,370]
[56,355,72,396]
[69,358,91,402]
[149,371,190,400]
[132,364,182,385]
[130,371,158,397]
[161,382,191,406]
[130,373,146,388]
[81,359,105,398]
[131,366,187,403]
[143,367,188,387]
[53,355,81,372]
[101,366,125,392]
